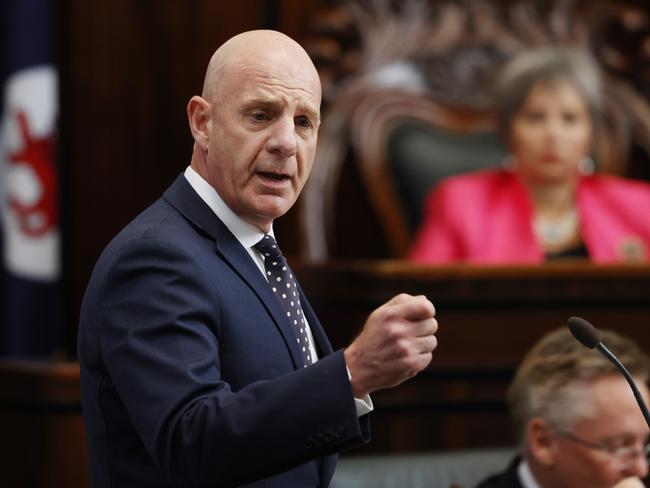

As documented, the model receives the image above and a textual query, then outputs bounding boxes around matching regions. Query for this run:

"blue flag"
[0,0,65,357]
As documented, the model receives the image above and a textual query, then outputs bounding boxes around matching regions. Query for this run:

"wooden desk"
[0,360,87,488]
[295,260,650,452]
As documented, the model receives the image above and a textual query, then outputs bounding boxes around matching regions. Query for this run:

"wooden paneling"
[0,361,86,488]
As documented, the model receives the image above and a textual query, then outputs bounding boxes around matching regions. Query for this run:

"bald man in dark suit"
[78,30,438,487]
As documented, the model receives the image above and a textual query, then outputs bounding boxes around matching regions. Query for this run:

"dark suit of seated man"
[475,328,649,488]
[77,30,439,487]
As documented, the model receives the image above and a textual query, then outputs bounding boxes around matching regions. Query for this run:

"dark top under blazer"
[78,174,370,487]
[474,457,524,488]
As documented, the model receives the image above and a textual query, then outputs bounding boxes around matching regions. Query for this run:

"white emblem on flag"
[1,66,59,280]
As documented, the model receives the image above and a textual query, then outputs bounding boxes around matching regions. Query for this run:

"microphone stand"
[596,342,650,429]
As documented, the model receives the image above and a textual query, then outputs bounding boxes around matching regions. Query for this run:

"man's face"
[545,376,650,488]
[200,47,321,232]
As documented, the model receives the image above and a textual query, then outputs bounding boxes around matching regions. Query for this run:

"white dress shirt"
[184,166,372,416]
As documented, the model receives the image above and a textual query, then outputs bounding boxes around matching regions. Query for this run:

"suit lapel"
[163,174,305,369]
[214,232,307,369]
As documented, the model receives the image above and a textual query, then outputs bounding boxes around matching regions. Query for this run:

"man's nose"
[266,118,297,157]
[622,453,649,479]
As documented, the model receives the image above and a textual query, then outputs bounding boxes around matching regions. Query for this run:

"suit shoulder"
[117,197,188,241]
[111,196,209,251]
[91,196,212,282]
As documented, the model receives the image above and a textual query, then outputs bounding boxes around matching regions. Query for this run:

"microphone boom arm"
[597,342,650,429]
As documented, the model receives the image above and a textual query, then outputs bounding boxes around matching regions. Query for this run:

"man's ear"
[527,417,557,467]
[187,96,211,150]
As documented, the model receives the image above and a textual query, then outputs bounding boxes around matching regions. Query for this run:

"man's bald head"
[201,30,321,104]
[186,29,322,231]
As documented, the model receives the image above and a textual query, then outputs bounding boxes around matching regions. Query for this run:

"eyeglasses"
[555,429,650,466]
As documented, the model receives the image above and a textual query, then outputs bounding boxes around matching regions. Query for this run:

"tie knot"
[254,235,284,261]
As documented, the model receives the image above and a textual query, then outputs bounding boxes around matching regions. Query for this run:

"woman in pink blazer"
[410,47,650,264]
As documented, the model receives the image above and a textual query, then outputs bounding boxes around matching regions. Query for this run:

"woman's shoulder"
[422,168,518,216]
[581,174,650,198]
[436,168,515,192]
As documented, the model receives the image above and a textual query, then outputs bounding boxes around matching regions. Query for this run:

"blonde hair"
[507,327,650,449]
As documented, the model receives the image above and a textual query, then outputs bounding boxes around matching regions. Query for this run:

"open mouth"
[258,171,289,181]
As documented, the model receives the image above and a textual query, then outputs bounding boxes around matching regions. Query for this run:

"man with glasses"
[475,327,650,488]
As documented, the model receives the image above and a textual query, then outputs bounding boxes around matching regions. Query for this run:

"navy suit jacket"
[78,174,370,487]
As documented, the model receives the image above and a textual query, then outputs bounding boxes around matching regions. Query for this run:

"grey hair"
[507,327,650,450]
[495,46,604,145]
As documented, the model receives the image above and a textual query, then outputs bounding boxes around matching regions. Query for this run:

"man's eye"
[252,112,268,122]
[295,116,312,129]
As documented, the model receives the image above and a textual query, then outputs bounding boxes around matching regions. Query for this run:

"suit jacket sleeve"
[92,234,369,486]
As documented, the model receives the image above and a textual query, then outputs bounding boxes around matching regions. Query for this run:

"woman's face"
[509,79,593,185]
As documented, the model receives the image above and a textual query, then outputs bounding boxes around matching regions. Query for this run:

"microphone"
[567,316,650,429]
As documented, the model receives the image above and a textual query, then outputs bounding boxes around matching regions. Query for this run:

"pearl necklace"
[533,208,580,247]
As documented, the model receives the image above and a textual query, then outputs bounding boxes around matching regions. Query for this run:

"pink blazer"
[409,169,650,264]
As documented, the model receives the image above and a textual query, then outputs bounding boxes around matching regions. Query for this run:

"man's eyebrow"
[240,94,280,108]
[298,102,320,123]
[240,95,320,122]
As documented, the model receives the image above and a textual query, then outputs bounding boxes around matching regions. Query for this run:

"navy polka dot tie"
[254,235,313,367]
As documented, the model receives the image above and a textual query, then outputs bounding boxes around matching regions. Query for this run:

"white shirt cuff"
[346,366,373,417]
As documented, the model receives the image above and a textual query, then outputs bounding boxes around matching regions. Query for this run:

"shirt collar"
[183,165,273,248]
[518,459,541,488]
